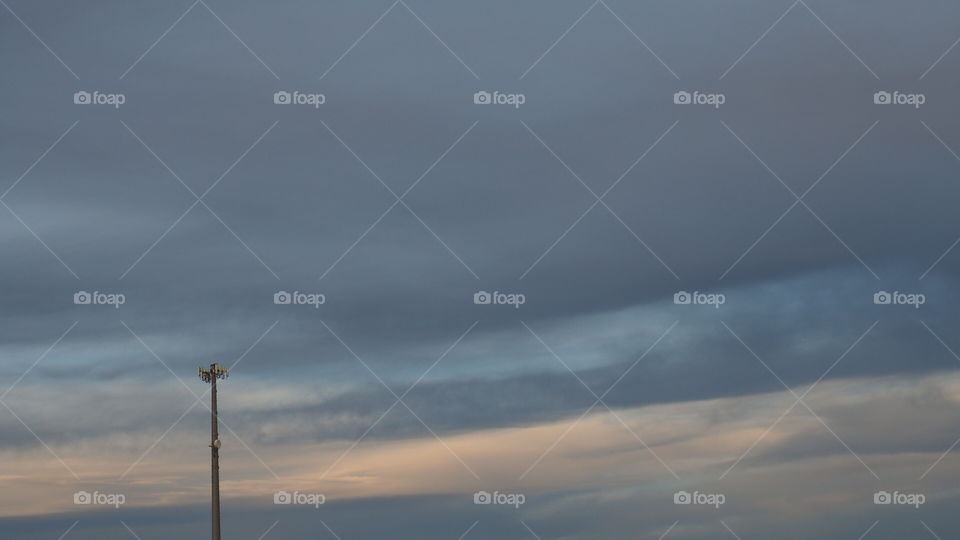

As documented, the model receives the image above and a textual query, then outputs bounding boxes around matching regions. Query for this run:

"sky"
[2,0,960,538]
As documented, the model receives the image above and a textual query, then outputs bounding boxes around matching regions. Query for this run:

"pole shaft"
[211,367,221,540]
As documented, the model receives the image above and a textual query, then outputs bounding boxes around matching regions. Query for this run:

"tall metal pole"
[199,363,227,540]
[210,363,221,540]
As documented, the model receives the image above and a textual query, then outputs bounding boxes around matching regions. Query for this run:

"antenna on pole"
[199,363,229,540]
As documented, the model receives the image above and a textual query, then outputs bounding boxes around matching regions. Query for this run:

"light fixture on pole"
[198,363,229,540]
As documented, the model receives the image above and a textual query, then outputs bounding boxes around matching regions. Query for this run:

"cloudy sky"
[3,0,960,538]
